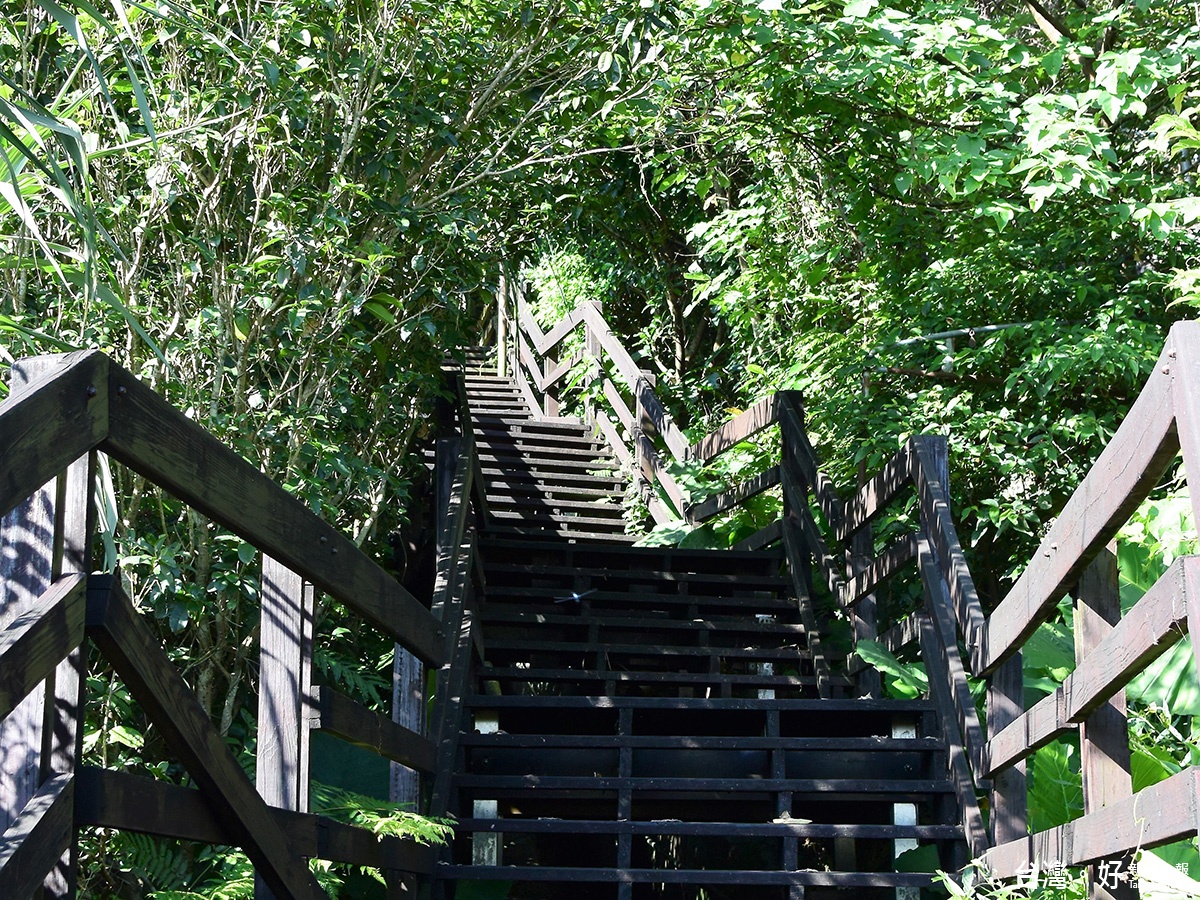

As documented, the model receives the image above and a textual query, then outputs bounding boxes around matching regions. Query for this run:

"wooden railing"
[498,289,1200,887]
[0,351,486,900]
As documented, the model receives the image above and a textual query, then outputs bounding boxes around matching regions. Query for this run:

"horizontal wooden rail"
[986,555,1195,776]
[536,305,586,356]
[102,362,444,666]
[986,767,1200,876]
[838,440,912,541]
[981,347,1180,674]
[687,394,779,464]
[0,574,86,721]
[313,686,438,775]
[686,465,780,525]
[75,768,434,873]
[0,773,74,899]
[0,350,107,521]
[842,534,918,608]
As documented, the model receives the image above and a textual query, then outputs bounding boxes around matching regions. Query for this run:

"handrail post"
[583,301,602,429]
[255,559,314,900]
[634,372,655,502]
[1075,546,1136,898]
[496,267,509,379]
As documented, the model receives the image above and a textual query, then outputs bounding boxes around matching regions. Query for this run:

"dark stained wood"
[912,437,988,673]
[1075,547,1137,900]
[74,767,435,873]
[580,302,643,389]
[780,462,843,597]
[0,574,85,721]
[781,503,832,698]
[101,364,444,666]
[842,533,917,607]
[687,395,779,464]
[602,379,634,431]
[986,767,1199,877]
[314,686,437,774]
[732,519,783,552]
[536,306,586,356]
[538,352,582,392]
[255,557,312,900]
[776,393,844,533]
[847,517,881,698]
[0,350,108,521]
[916,610,988,859]
[86,577,328,900]
[594,412,634,467]
[634,430,687,520]
[917,539,986,778]
[686,466,780,525]
[440,864,938,888]
[838,441,911,542]
[987,556,1193,775]
[0,773,72,900]
[985,654,1027,848]
[634,379,688,462]
[982,357,1179,674]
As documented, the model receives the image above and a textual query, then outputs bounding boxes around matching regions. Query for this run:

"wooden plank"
[255,557,312,900]
[538,352,582,393]
[634,379,688,462]
[686,466,780,525]
[101,364,443,666]
[986,767,1200,877]
[0,350,108,521]
[74,768,434,874]
[781,512,832,698]
[847,518,881,698]
[516,294,547,349]
[602,378,634,431]
[314,686,437,774]
[917,611,988,859]
[580,301,643,389]
[0,773,72,900]
[849,611,922,675]
[732,519,783,552]
[536,306,585,356]
[912,437,988,673]
[594,412,633,467]
[838,440,911,541]
[0,574,85,721]
[781,462,843,597]
[635,432,687,518]
[986,556,1193,776]
[86,577,327,900]
[842,533,917,608]
[687,395,778,464]
[512,331,543,418]
[777,393,844,533]
[982,355,1179,674]
[1075,547,1137,899]
[986,654,1027,847]
[917,537,986,779]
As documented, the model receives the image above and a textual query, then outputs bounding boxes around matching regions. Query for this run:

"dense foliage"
[5,0,1200,893]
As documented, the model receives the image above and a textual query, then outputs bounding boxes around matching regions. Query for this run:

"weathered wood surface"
[847,520,881,698]
[256,558,312,842]
[842,533,917,608]
[0,574,85,721]
[536,306,586,356]
[102,364,444,666]
[780,492,832,699]
[1075,548,1137,900]
[516,295,548,350]
[75,768,434,873]
[686,466,780,525]
[982,354,1179,674]
[0,351,107,521]
[634,378,688,462]
[580,302,643,389]
[777,394,844,533]
[780,461,843,598]
[86,577,328,900]
[314,686,438,774]
[916,611,988,860]
[838,441,911,541]
[687,395,778,464]
[912,437,987,671]
[917,539,986,778]
[732,519,783,552]
[0,773,73,900]
[986,767,1200,876]
[986,556,1192,776]
[602,379,634,431]
[986,653,1027,847]
[539,352,582,392]
[634,431,688,521]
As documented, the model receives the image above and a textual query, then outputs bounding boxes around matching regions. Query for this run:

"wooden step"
[484,524,642,543]
[475,667,818,696]
[487,510,627,529]
[479,468,626,487]
[438,864,944,889]
[455,774,954,798]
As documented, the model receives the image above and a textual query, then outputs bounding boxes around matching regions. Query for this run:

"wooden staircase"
[437,355,969,898]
